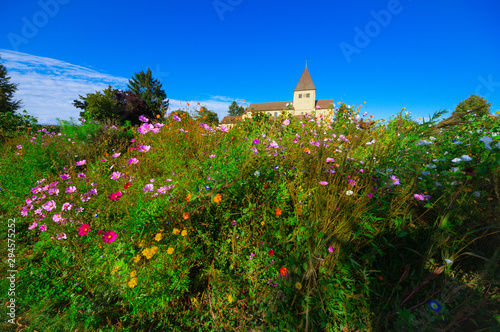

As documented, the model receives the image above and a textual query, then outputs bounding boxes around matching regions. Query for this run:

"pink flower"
[52,214,63,223]
[62,202,72,211]
[39,224,47,231]
[76,160,86,166]
[56,232,67,240]
[110,171,122,180]
[414,194,424,201]
[319,181,328,186]
[65,186,76,193]
[130,138,135,143]
[108,191,122,201]
[367,193,373,199]
[78,224,91,236]
[139,145,151,152]
[112,153,121,157]
[77,173,86,179]
[326,158,335,163]
[328,247,334,253]
[143,184,154,192]
[283,119,290,126]
[60,174,71,180]
[128,158,139,164]
[103,230,117,243]
[390,175,400,186]
[42,200,56,212]
[29,222,38,230]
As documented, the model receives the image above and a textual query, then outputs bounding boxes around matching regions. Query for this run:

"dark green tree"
[73,85,120,122]
[197,106,219,125]
[127,68,168,117]
[0,56,22,114]
[454,95,492,117]
[227,101,245,116]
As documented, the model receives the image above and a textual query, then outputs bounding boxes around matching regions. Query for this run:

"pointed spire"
[294,66,316,91]
[305,59,307,68]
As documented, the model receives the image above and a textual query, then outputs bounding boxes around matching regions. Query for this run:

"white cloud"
[0,49,249,124]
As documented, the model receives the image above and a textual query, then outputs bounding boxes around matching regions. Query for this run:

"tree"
[113,90,155,125]
[127,68,168,117]
[454,95,492,117]
[197,106,219,125]
[73,85,121,122]
[0,55,22,114]
[227,101,245,116]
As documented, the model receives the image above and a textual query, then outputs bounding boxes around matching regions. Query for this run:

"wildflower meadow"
[1,106,499,331]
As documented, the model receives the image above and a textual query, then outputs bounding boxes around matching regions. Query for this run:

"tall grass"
[1,107,499,331]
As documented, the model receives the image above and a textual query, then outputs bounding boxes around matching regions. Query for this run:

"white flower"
[429,136,437,140]
[345,190,354,196]
[421,171,430,176]
[473,191,481,197]
[417,140,433,146]
[444,259,454,264]
[366,140,376,145]
[454,141,462,145]
[460,155,472,162]
[254,171,260,177]
[444,151,449,155]
[452,158,462,163]
[425,164,437,169]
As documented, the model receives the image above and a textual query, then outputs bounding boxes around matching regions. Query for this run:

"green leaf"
[398,231,408,238]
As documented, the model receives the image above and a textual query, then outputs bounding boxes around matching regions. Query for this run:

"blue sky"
[1,0,499,124]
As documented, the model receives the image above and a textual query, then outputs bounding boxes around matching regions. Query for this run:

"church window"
[299,94,302,98]
[306,93,310,98]
[274,112,278,117]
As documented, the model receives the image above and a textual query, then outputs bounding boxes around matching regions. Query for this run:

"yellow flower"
[295,282,302,290]
[111,266,119,274]
[167,247,174,255]
[133,254,141,263]
[128,278,138,288]
[130,270,137,278]
[181,229,187,237]
[228,294,233,303]
[142,247,157,260]
[261,221,265,226]
[154,233,163,241]
[173,228,180,235]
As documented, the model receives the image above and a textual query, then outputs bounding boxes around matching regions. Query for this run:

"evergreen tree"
[228,101,245,116]
[0,55,22,114]
[127,68,169,117]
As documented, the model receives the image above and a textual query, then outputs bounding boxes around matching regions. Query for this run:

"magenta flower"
[48,188,59,196]
[76,160,86,166]
[209,154,215,158]
[78,224,91,236]
[42,200,56,212]
[319,181,328,186]
[56,232,67,240]
[172,114,181,121]
[28,222,38,230]
[100,158,107,162]
[139,145,151,152]
[112,152,121,157]
[39,224,47,232]
[253,138,259,145]
[414,194,424,201]
[60,174,71,180]
[328,247,334,253]
[110,171,122,180]
[62,202,72,211]
[108,191,122,201]
[102,230,117,243]
[130,138,135,143]
[390,175,400,186]
[157,186,167,194]
[139,115,149,122]
[65,186,76,193]
[52,214,63,223]
[77,173,86,179]
[367,193,373,199]
[143,184,154,192]
[326,158,334,163]
[128,158,139,164]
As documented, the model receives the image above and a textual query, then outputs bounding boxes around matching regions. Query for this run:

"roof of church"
[247,99,334,111]
[294,67,316,91]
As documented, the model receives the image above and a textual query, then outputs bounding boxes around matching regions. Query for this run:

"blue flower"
[428,301,442,313]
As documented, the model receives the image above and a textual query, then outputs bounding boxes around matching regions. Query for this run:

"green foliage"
[1,108,499,331]
[454,94,492,117]
[0,110,39,144]
[0,55,22,114]
[127,68,168,116]
[73,85,121,122]
[197,106,219,125]
[227,101,245,116]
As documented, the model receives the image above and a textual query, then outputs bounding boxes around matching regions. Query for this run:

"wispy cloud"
[0,49,248,124]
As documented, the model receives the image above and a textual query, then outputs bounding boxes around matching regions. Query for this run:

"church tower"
[293,65,316,115]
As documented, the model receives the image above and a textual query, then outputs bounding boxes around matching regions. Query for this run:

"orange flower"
[243,100,246,102]
[214,193,222,203]
[275,207,282,216]
[279,266,288,276]
[187,103,190,106]
[197,102,200,105]
[185,193,192,202]
[370,115,373,118]
[183,212,190,220]
[304,148,310,153]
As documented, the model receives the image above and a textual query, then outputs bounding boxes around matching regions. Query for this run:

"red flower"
[269,249,274,256]
[124,182,131,189]
[264,185,268,189]
[279,266,288,276]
